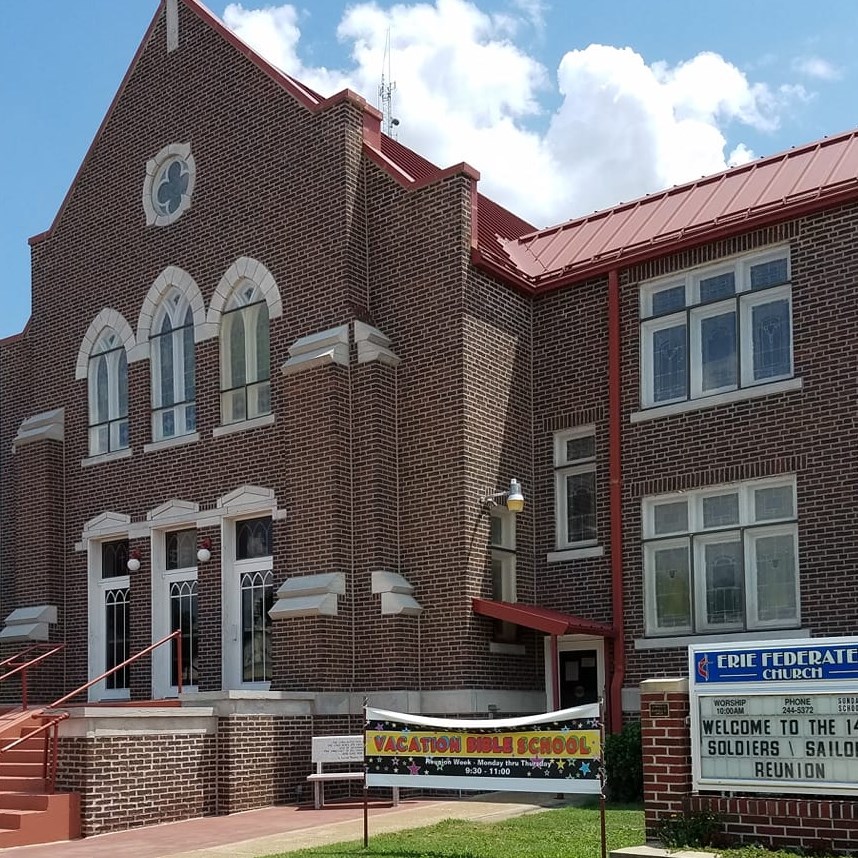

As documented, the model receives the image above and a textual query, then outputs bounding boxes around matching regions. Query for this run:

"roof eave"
[520,184,858,295]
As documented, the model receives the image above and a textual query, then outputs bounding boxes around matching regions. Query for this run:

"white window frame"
[87,537,131,702]
[150,290,196,442]
[489,507,517,643]
[642,476,799,637]
[553,427,597,550]
[220,288,271,426]
[151,526,199,699]
[745,522,800,630]
[87,330,129,456]
[739,284,793,387]
[644,537,692,636]
[640,247,792,409]
[222,515,274,690]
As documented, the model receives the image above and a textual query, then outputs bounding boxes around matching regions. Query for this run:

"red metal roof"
[497,129,858,289]
[472,598,614,637]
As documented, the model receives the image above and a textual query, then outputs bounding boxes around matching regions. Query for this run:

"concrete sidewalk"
[0,792,570,858]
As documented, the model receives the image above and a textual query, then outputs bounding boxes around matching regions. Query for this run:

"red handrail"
[0,631,183,795]
[49,629,182,709]
[1,712,70,793]
[0,643,66,710]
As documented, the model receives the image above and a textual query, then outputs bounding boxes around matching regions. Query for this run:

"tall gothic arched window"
[88,329,129,455]
[220,281,270,424]
[151,289,196,441]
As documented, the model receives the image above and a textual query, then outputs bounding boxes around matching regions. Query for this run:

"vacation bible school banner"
[364,704,602,794]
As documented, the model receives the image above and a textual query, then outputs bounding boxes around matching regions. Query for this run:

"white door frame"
[543,634,606,711]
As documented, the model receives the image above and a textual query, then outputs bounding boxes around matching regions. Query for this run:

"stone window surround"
[142,142,197,227]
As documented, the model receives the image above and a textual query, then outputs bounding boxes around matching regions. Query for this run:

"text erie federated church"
[1,0,857,843]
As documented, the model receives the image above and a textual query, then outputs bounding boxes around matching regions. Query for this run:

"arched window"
[88,329,129,455]
[151,289,196,441]
[220,281,270,424]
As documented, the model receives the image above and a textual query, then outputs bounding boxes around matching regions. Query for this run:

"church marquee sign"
[689,636,858,796]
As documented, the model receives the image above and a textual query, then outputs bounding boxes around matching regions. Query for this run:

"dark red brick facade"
[3,0,858,837]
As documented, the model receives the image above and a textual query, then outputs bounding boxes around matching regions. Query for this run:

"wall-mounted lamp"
[127,548,142,573]
[482,478,525,514]
[197,537,212,564]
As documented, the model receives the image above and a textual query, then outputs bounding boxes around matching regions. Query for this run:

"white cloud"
[221,1,806,227]
[792,56,841,81]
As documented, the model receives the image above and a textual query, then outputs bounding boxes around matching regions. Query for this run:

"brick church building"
[1,0,857,837]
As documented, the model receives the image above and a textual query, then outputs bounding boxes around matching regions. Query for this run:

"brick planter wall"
[641,677,858,854]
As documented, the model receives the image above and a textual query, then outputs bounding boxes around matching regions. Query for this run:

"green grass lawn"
[262,803,838,858]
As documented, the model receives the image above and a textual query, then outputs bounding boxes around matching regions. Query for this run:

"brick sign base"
[642,678,858,854]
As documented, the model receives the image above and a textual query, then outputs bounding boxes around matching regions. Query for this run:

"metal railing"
[0,630,182,793]
[49,629,183,709]
[0,643,67,710]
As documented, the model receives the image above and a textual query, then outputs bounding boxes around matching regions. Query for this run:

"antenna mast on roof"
[378,28,399,138]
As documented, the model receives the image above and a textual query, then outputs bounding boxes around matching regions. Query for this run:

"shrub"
[656,810,722,848]
[604,720,642,803]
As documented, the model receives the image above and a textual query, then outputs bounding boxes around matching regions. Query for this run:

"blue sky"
[2,0,856,339]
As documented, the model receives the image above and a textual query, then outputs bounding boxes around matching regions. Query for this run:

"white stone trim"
[142,142,196,227]
[370,570,423,616]
[147,498,200,526]
[0,605,58,643]
[57,707,216,737]
[81,448,133,468]
[143,432,200,454]
[354,321,400,367]
[270,572,345,619]
[212,413,275,438]
[137,266,210,349]
[634,626,810,650]
[489,641,526,656]
[81,512,132,541]
[207,257,282,326]
[217,485,277,516]
[547,546,605,563]
[75,309,139,380]
[166,0,179,52]
[282,324,349,375]
[13,408,64,447]
[630,376,803,424]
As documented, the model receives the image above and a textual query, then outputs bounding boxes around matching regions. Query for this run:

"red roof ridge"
[487,125,858,290]
[517,127,858,247]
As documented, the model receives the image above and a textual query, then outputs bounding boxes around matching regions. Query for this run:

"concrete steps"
[0,710,80,846]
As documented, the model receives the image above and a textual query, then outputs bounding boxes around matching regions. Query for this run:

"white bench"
[307,735,399,809]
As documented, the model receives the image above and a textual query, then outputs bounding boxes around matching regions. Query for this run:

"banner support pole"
[363,699,369,849]
[599,697,607,858]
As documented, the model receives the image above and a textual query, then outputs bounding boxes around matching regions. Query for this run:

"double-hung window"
[490,509,517,642]
[642,477,799,636]
[554,428,597,549]
[640,249,793,408]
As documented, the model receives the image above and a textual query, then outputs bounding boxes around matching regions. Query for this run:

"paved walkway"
[0,792,569,858]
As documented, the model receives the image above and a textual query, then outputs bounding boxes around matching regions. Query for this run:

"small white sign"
[312,735,363,763]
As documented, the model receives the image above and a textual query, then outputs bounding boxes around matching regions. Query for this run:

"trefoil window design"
[143,143,196,227]
[88,330,129,456]
[640,249,793,408]
[642,477,799,637]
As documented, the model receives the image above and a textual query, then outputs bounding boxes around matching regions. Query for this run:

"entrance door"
[559,649,599,708]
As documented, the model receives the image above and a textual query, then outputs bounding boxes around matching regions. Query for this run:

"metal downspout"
[608,268,625,732]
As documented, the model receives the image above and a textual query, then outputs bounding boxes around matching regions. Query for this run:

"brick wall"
[641,678,858,853]
[57,732,217,836]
